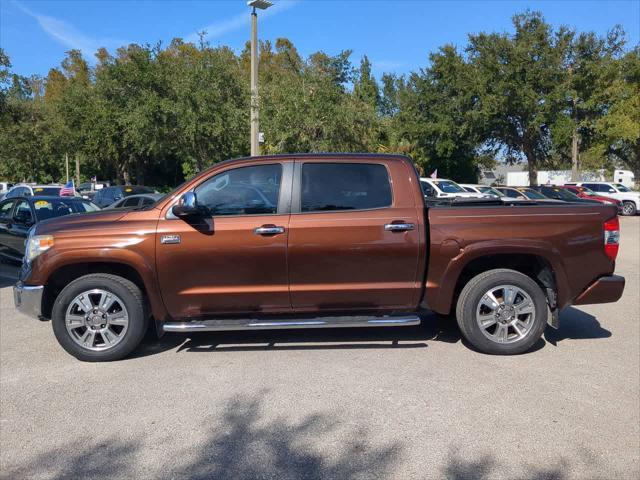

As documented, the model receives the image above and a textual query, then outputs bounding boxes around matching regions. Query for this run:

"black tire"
[622,201,637,216]
[52,274,148,362]
[455,268,548,355]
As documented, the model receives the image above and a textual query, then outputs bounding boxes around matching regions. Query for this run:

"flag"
[430,169,438,179]
[60,180,75,196]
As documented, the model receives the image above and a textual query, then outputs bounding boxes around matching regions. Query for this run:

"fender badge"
[160,234,181,244]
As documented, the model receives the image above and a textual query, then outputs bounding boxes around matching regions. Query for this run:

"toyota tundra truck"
[13,154,625,361]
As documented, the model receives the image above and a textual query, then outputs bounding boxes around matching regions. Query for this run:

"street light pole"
[250,7,259,156]
[248,0,272,157]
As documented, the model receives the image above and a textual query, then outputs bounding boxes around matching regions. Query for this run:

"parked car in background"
[4,184,80,199]
[0,196,99,263]
[106,193,163,209]
[555,185,623,213]
[77,181,111,201]
[566,182,640,216]
[494,187,550,200]
[531,185,601,204]
[459,184,504,197]
[420,178,490,199]
[92,185,157,208]
[13,154,624,361]
[0,182,14,199]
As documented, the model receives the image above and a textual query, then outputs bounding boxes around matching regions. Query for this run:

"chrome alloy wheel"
[622,202,635,215]
[65,289,129,351]
[475,284,536,344]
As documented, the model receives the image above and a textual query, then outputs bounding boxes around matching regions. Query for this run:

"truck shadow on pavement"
[544,306,612,346]
[133,307,611,358]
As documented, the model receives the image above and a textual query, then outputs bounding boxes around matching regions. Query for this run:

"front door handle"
[384,223,415,232]
[254,225,285,235]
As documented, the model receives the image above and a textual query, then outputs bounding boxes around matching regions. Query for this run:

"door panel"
[0,200,15,259]
[155,162,293,319]
[288,160,421,312]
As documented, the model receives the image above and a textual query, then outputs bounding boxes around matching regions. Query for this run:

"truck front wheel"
[51,274,148,362]
[456,269,548,355]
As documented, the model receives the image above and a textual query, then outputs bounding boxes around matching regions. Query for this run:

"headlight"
[25,234,54,264]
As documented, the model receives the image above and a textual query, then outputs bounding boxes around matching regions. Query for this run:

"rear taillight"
[604,216,620,261]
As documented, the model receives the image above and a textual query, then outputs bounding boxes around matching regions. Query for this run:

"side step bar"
[162,314,420,333]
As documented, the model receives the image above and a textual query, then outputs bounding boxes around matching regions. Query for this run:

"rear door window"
[300,163,392,212]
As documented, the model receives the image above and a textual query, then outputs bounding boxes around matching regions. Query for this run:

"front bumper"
[13,282,44,319]
[573,275,625,305]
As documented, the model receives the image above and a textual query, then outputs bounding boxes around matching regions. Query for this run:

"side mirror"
[172,191,200,217]
[608,189,616,193]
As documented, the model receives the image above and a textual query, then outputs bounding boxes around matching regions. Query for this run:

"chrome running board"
[162,314,420,333]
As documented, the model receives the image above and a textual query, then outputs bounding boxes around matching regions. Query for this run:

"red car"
[555,185,623,214]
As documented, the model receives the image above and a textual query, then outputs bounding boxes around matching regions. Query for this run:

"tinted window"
[614,184,630,192]
[500,189,522,198]
[519,188,547,200]
[420,181,436,197]
[32,187,61,196]
[462,186,475,193]
[434,180,466,193]
[122,186,155,197]
[13,200,33,224]
[7,187,27,198]
[195,164,281,216]
[122,197,140,208]
[301,163,391,212]
[33,199,98,221]
[584,183,606,193]
[141,197,155,206]
[0,201,13,220]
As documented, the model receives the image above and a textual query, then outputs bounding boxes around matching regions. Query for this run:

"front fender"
[28,247,168,325]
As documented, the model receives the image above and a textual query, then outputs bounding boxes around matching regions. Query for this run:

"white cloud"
[186,0,299,44]
[13,0,126,59]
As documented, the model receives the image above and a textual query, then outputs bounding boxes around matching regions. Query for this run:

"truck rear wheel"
[456,269,548,355]
[51,274,148,362]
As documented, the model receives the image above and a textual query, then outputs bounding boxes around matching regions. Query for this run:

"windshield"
[434,180,466,193]
[614,184,630,192]
[33,199,99,221]
[33,187,62,196]
[519,188,548,200]
[479,187,504,197]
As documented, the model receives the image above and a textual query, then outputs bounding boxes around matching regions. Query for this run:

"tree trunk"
[571,129,579,182]
[523,142,537,186]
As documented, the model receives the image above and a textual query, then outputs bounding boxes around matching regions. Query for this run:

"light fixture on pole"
[248,0,273,156]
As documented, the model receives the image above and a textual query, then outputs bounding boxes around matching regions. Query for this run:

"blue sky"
[1,0,639,78]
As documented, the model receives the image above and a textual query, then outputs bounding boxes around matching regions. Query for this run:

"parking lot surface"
[1,217,638,480]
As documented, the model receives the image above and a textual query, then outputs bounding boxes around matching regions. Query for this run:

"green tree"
[467,11,572,183]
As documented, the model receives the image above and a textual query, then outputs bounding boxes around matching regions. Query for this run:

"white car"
[4,184,79,198]
[567,182,639,216]
[459,184,503,198]
[420,178,492,199]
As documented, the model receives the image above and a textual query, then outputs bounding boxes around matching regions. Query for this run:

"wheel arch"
[425,245,568,315]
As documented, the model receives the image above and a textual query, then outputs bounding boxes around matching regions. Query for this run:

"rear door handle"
[384,223,415,232]
[254,225,285,235]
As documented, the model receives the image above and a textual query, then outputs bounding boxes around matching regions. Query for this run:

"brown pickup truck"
[13,154,625,361]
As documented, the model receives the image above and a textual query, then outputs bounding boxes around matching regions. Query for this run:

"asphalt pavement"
[1,217,638,480]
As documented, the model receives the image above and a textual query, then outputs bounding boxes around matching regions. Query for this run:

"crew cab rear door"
[287,158,422,312]
[155,161,293,319]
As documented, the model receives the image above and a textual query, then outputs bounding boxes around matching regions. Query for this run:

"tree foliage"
[0,10,637,187]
